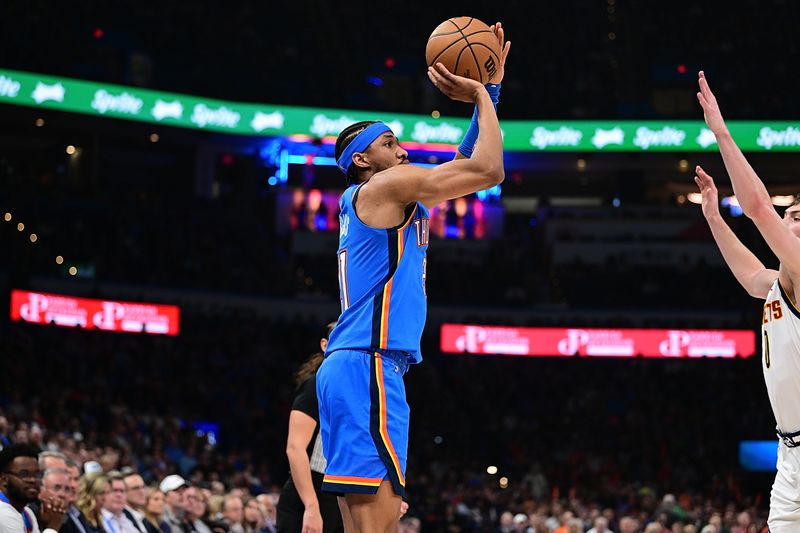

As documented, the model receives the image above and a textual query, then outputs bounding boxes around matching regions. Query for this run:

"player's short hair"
[791,194,800,208]
[335,121,378,186]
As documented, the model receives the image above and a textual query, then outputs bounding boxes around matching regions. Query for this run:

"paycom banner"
[2,68,800,152]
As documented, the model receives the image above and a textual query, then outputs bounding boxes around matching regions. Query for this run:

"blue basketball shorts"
[316,349,410,497]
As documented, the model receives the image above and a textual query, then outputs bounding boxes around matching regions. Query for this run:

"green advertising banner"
[2,68,800,152]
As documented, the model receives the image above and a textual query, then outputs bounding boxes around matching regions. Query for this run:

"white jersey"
[761,279,800,435]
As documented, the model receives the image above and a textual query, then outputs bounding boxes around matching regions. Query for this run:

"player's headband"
[337,122,392,175]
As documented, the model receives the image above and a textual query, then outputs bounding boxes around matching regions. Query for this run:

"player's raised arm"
[698,71,800,275]
[366,64,504,209]
[694,166,778,298]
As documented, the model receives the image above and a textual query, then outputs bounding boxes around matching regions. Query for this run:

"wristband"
[457,83,501,158]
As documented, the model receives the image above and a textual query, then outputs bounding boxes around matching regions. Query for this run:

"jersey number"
[338,250,350,311]
[763,330,771,369]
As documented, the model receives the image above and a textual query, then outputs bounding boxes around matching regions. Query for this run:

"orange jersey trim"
[322,475,383,486]
[374,354,406,486]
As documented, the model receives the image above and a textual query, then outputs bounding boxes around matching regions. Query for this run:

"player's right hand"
[697,71,727,136]
[694,165,721,219]
[428,63,484,104]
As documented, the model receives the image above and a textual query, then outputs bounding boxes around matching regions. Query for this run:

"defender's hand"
[697,71,728,136]
[694,165,721,219]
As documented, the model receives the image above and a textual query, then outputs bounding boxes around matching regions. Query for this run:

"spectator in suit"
[100,473,142,533]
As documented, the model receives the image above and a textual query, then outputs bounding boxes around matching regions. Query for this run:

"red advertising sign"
[440,324,756,358]
[10,290,180,336]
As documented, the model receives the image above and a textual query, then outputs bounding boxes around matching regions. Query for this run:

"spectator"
[38,453,68,475]
[644,524,663,533]
[221,497,243,533]
[566,517,584,533]
[554,511,576,533]
[0,417,11,449]
[193,490,225,533]
[142,489,168,533]
[619,516,640,533]
[64,462,80,511]
[65,474,109,533]
[0,444,66,533]
[27,468,70,528]
[159,476,188,533]
[122,473,148,533]
[241,499,261,533]
[183,487,211,533]
[256,493,280,533]
[588,516,613,533]
[101,472,142,533]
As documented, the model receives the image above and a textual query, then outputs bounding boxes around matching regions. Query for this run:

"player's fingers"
[699,75,712,98]
[427,68,438,86]
[502,41,511,62]
[428,67,448,87]
[435,62,458,81]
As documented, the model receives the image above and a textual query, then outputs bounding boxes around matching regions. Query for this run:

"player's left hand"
[488,22,511,85]
[399,500,409,518]
[697,71,727,136]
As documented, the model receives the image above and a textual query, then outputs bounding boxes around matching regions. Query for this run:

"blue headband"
[336,122,392,175]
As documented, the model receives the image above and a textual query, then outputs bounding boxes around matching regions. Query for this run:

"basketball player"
[694,70,800,532]
[316,24,510,533]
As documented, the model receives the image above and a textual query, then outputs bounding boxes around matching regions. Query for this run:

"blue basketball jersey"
[326,183,430,363]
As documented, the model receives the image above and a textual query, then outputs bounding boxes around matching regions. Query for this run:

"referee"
[276,322,344,533]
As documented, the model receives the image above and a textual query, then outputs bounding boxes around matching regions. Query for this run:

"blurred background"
[2,1,799,532]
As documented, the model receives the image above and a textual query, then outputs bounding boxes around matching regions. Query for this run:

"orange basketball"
[425,17,502,84]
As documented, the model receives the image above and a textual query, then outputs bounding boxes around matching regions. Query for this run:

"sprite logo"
[696,128,717,148]
[591,127,624,149]
[251,111,285,132]
[152,99,183,121]
[384,120,404,138]
[91,89,143,115]
[0,74,21,98]
[757,127,800,150]
[190,103,241,129]
[309,115,405,139]
[529,126,582,150]
[411,121,462,143]
[633,126,686,150]
[31,81,65,104]
[310,114,357,137]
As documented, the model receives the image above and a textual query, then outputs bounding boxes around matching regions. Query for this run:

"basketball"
[425,17,502,84]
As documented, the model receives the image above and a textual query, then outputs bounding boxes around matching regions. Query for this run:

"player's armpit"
[748,268,780,299]
[747,203,800,277]
[367,158,503,209]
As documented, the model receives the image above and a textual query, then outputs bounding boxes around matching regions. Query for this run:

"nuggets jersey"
[325,183,430,363]
[761,279,800,434]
